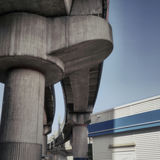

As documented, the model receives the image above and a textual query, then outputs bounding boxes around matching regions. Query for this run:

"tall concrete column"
[72,125,88,160]
[0,68,45,160]
[42,134,47,156]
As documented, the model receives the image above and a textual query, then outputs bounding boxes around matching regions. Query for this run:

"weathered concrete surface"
[72,126,88,158]
[42,135,47,156]
[0,1,113,159]
[48,15,113,74]
[0,13,112,84]
[71,0,102,16]
[68,113,90,125]
[0,69,45,159]
[54,2,113,159]
[0,143,42,160]
[0,13,64,85]
[68,122,89,160]
[0,13,46,58]
[48,150,67,160]
[70,69,89,112]
[0,12,112,85]
[0,0,72,16]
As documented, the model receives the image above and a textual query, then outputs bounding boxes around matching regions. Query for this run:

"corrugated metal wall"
[93,128,160,160]
[93,135,113,160]
[134,129,160,160]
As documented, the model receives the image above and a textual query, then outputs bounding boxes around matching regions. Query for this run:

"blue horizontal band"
[74,158,88,160]
[88,109,160,137]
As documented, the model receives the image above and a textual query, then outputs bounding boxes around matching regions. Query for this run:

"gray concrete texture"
[69,69,89,112]
[54,1,113,159]
[71,0,102,16]
[42,135,47,156]
[0,69,44,143]
[0,142,42,160]
[48,151,67,160]
[48,15,113,74]
[72,126,88,158]
[0,0,72,16]
[0,13,64,85]
[0,12,112,85]
[0,0,113,159]
[0,69,45,159]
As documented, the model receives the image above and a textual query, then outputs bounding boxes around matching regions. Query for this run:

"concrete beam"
[70,69,89,112]
[0,69,45,160]
[0,13,64,85]
[0,0,73,16]
[71,0,102,16]
[0,13,112,85]
[48,15,113,74]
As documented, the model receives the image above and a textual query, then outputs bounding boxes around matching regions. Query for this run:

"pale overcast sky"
[0,0,160,131]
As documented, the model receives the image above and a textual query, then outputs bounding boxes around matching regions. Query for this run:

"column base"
[0,142,42,160]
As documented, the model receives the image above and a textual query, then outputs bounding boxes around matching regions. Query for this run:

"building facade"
[88,96,160,160]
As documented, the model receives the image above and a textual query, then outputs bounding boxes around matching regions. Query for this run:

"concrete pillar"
[0,68,45,160]
[42,135,47,156]
[72,125,88,160]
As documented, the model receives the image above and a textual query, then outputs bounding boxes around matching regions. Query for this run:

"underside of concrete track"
[0,0,113,160]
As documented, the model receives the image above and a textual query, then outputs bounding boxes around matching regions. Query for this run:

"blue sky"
[94,0,160,112]
[0,0,160,131]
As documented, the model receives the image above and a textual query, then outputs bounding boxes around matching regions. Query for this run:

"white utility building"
[88,96,160,160]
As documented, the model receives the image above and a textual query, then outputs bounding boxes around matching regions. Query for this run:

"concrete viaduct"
[0,0,113,160]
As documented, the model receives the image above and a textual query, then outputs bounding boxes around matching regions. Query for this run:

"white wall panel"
[93,129,160,160]
[91,96,160,160]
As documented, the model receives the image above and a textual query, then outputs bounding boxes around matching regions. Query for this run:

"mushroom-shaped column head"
[0,13,64,85]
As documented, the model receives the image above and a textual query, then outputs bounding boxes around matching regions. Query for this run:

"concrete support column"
[42,135,47,156]
[0,68,45,160]
[72,125,88,160]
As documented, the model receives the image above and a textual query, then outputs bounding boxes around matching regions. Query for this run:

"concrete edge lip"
[51,39,113,74]
[47,15,113,54]
[48,15,113,74]
[0,56,64,85]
